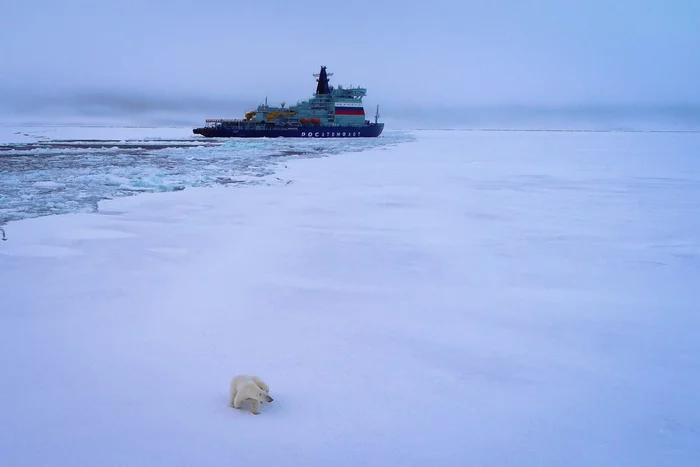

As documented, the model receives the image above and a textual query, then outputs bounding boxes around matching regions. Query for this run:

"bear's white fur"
[229,375,273,415]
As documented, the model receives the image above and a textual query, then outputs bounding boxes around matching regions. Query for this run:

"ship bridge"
[332,85,367,99]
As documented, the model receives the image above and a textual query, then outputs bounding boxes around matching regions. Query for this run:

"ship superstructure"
[193,66,384,138]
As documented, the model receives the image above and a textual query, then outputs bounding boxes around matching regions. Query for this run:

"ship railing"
[205,118,247,123]
[334,86,367,96]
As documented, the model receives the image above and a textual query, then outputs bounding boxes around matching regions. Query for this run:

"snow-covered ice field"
[1,128,700,466]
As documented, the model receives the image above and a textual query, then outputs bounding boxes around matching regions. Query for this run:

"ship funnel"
[313,66,332,95]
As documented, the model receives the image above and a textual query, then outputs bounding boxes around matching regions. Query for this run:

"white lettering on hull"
[301,131,361,137]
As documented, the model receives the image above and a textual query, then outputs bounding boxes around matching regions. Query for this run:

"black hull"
[192,123,384,138]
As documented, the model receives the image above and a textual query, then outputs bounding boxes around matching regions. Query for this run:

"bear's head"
[253,390,273,403]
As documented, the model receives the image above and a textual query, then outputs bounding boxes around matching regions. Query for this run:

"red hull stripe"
[334,108,366,115]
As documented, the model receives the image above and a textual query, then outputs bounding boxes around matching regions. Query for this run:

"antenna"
[313,66,333,78]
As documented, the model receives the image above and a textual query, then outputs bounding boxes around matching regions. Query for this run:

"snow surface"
[1,129,700,466]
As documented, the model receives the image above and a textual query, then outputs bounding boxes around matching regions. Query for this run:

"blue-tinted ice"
[0,132,415,225]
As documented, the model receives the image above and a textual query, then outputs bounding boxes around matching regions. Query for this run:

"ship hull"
[192,123,384,138]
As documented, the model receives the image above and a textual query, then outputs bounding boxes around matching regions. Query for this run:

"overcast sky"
[1,0,698,123]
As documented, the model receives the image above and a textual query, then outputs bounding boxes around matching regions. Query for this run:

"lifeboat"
[300,118,311,124]
[310,117,321,125]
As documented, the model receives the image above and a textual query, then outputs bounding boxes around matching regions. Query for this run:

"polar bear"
[229,375,273,415]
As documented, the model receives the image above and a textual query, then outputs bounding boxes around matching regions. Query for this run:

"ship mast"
[374,104,380,124]
[313,66,333,95]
